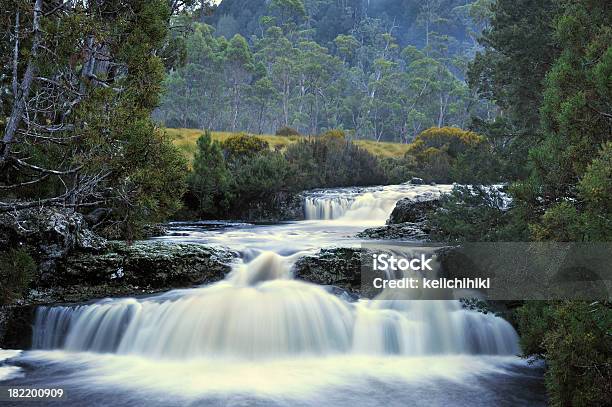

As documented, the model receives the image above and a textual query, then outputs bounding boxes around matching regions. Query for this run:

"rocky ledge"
[358,194,443,240]
[357,222,429,240]
[293,248,362,293]
[29,241,236,304]
[387,195,442,224]
[0,208,237,305]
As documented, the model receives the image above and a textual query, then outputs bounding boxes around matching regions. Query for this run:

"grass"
[165,128,412,161]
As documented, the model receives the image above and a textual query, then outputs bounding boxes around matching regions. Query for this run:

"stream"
[0,184,546,406]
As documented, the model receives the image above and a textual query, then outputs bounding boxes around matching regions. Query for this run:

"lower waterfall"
[32,250,519,359]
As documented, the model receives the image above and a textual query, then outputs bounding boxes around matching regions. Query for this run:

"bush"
[517,301,612,407]
[285,136,386,189]
[230,150,290,203]
[0,248,36,305]
[275,126,301,136]
[320,129,346,141]
[405,127,488,183]
[428,185,529,242]
[407,127,483,159]
[222,133,270,160]
[380,156,417,184]
[100,123,188,240]
[187,131,233,217]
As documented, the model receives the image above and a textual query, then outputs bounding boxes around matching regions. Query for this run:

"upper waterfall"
[303,184,453,223]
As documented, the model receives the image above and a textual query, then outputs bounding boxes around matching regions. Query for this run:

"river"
[0,184,546,406]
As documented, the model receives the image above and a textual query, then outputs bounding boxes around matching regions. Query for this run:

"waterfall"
[31,183,519,363]
[32,250,519,359]
[304,196,355,220]
[303,184,453,223]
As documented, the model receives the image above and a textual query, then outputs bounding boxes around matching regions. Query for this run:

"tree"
[0,0,187,238]
[517,0,612,242]
[188,131,232,216]
[225,34,254,131]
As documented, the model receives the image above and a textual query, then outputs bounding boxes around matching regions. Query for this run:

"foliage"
[230,150,290,204]
[285,137,386,189]
[222,133,270,160]
[187,131,232,216]
[517,0,612,243]
[428,185,528,243]
[0,248,36,305]
[517,301,612,407]
[275,126,301,136]
[0,0,188,240]
[401,127,494,183]
[157,1,488,140]
[184,130,390,217]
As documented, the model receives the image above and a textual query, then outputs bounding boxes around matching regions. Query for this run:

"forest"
[156,0,493,140]
[0,1,610,406]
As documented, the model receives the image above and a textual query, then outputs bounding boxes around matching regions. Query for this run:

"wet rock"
[387,196,441,225]
[293,248,362,293]
[357,223,428,240]
[0,305,35,349]
[409,177,425,185]
[234,191,304,222]
[28,242,237,304]
[0,208,106,282]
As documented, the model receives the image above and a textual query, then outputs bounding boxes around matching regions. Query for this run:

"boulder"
[387,196,441,225]
[0,208,106,282]
[409,177,425,185]
[293,248,362,293]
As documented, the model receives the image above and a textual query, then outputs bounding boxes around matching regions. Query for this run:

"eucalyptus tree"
[0,0,188,237]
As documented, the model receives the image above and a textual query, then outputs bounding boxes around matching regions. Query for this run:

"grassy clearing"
[165,128,411,161]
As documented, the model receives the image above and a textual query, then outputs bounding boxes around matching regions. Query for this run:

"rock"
[293,248,362,293]
[409,177,425,185]
[387,196,441,225]
[234,191,304,222]
[141,224,168,238]
[357,223,428,240]
[0,208,107,282]
[27,242,236,304]
[0,305,36,349]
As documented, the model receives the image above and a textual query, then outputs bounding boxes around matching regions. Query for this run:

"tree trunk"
[1,0,42,162]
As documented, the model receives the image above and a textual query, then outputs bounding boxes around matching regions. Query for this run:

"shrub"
[517,301,612,407]
[230,150,290,203]
[405,127,487,183]
[285,136,386,189]
[0,248,36,305]
[222,133,270,160]
[428,185,529,242]
[187,131,233,216]
[407,127,483,158]
[320,129,346,141]
[275,126,301,136]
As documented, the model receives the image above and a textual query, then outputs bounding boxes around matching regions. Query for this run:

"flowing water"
[0,184,546,406]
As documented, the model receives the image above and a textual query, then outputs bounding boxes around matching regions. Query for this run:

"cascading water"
[31,183,518,360]
[32,250,519,358]
[303,184,452,223]
[2,184,543,406]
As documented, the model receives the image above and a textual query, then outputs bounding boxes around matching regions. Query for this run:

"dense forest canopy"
[155,0,495,141]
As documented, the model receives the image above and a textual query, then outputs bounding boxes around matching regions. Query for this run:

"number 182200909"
[5,388,65,399]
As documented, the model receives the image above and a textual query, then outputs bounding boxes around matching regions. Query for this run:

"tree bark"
[1,0,43,162]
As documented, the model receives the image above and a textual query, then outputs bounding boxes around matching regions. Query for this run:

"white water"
[2,184,537,405]
[304,184,451,223]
